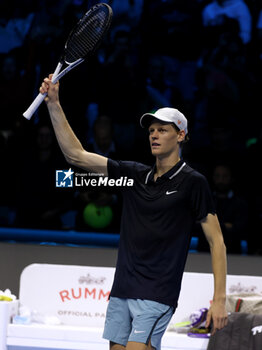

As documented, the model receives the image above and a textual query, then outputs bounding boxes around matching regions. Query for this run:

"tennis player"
[40,76,228,350]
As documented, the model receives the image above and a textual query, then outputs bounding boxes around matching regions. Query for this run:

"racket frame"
[23,2,112,120]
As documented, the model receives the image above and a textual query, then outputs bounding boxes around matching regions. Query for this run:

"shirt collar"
[145,159,186,184]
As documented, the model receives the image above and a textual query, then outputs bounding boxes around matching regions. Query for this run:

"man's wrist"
[212,295,226,303]
[47,100,60,110]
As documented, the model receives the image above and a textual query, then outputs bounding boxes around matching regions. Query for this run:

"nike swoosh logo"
[134,330,146,334]
[166,190,178,195]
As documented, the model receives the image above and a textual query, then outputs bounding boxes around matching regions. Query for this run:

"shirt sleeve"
[190,172,216,221]
[107,159,137,179]
[107,159,151,191]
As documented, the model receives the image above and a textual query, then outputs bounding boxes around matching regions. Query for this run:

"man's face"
[213,165,232,193]
[37,126,53,150]
[148,122,182,158]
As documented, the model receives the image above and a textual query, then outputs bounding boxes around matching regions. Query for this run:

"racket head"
[64,3,113,64]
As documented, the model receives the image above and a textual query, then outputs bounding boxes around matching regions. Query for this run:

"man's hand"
[205,299,228,335]
[39,74,59,105]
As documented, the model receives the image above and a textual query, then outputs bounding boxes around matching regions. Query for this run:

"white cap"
[140,107,188,135]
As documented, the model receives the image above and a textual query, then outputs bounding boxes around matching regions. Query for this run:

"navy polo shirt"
[107,158,215,307]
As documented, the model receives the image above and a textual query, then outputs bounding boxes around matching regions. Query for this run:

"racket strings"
[65,6,112,63]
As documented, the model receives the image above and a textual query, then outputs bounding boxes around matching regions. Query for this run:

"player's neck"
[155,153,180,179]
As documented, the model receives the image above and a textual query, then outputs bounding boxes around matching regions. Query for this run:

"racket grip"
[23,92,47,120]
[23,62,62,120]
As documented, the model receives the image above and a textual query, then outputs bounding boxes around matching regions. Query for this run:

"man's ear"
[178,130,186,143]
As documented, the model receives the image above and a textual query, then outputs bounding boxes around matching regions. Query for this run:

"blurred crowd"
[0,0,262,255]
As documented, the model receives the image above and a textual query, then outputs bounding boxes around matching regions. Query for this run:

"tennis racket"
[23,3,113,120]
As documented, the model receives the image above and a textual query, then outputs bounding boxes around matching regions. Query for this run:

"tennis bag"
[207,313,262,350]
[226,293,262,314]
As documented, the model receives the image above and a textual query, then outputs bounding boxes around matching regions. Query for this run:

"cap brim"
[140,113,174,128]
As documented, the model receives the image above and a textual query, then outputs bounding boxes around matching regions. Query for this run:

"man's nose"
[151,131,159,139]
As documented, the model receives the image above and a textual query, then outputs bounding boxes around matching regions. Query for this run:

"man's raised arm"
[40,75,108,175]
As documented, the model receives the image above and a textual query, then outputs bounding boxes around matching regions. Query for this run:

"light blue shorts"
[103,297,174,350]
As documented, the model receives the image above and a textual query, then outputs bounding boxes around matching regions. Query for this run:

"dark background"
[0,0,262,255]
